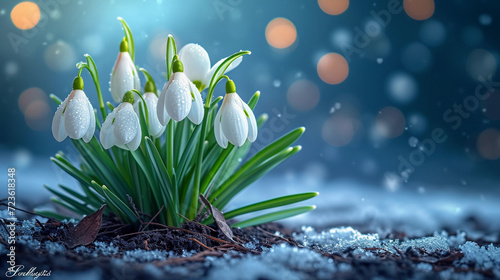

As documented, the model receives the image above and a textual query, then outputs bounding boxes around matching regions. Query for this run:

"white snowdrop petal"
[127,123,142,151]
[157,85,171,126]
[214,105,228,149]
[165,73,192,121]
[64,90,91,140]
[179,43,211,83]
[82,99,96,143]
[110,52,136,103]
[239,96,257,142]
[204,56,243,86]
[100,110,117,149]
[221,94,248,147]
[113,103,139,145]
[143,92,166,138]
[187,82,204,125]
[52,97,69,142]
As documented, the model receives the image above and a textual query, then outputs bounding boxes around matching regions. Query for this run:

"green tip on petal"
[120,38,128,52]
[73,76,84,90]
[225,79,236,94]
[172,59,184,73]
[145,81,155,93]
[122,90,135,104]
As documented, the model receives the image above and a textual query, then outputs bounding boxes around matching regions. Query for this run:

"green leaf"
[223,192,318,220]
[45,185,95,215]
[77,54,106,119]
[231,206,316,228]
[205,50,251,106]
[165,35,177,80]
[209,127,305,201]
[49,94,62,105]
[117,17,135,62]
[213,146,302,209]
[34,210,72,221]
[95,181,137,224]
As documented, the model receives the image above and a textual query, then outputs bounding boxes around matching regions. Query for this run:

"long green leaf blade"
[223,192,318,220]
[117,17,135,62]
[231,206,316,228]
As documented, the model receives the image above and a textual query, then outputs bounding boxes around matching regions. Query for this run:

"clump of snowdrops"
[43,18,317,228]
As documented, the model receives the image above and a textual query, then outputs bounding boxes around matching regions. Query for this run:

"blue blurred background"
[1,0,499,207]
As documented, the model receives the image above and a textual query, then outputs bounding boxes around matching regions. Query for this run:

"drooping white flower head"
[133,81,165,138]
[52,76,96,143]
[157,58,204,125]
[214,80,257,148]
[100,91,142,151]
[110,38,141,103]
[179,43,243,91]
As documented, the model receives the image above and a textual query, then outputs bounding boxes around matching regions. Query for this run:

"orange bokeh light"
[11,1,41,30]
[318,0,349,15]
[403,0,435,21]
[317,53,349,85]
[265,18,297,49]
[477,129,500,160]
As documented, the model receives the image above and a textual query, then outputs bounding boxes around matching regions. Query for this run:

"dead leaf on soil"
[66,204,106,248]
[199,195,234,242]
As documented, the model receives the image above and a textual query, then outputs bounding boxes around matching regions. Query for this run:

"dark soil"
[0,217,497,280]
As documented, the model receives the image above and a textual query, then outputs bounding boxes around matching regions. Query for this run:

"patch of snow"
[206,244,341,280]
[458,242,500,271]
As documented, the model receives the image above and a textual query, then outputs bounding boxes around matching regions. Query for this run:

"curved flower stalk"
[157,58,204,125]
[110,38,140,103]
[52,76,95,143]
[100,91,142,151]
[214,79,257,148]
[133,81,165,138]
[179,43,243,91]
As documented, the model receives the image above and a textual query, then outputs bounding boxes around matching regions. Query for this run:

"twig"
[141,205,164,232]
[0,202,50,218]
[35,219,46,231]
[257,227,304,248]
[178,213,217,232]
[140,222,232,244]
[127,194,143,227]
[190,238,214,251]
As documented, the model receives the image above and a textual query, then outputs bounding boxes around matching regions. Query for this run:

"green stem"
[167,121,174,183]
[131,89,149,125]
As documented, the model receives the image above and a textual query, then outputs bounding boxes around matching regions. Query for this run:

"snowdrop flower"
[100,91,142,151]
[133,81,165,138]
[179,43,242,91]
[214,80,257,148]
[52,76,95,143]
[110,38,140,103]
[157,58,204,125]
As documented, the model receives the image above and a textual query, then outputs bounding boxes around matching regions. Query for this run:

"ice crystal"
[45,241,66,254]
[459,241,500,270]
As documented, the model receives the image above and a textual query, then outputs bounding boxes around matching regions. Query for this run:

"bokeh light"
[477,129,500,160]
[322,115,356,147]
[10,1,40,30]
[375,107,406,138]
[18,87,46,113]
[407,113,428,135]
[466,49,497,81]
[318,0,349,16]
[401,42,432,72]
[481,90,500,120]
[5,61,19,77]
[265,18,297,49]
[44,41,76,72]
[287,80,320,111]
[317,53,349,85]
[403,0,435,21]
[386,72,418,105]
[149,31,170,62]
[420,20,446,46]
[18,88,51,131]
